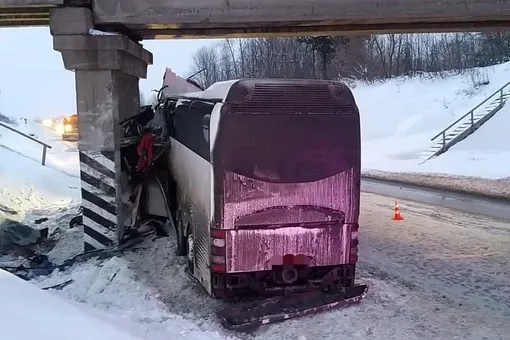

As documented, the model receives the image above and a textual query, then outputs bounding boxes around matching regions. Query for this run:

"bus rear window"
[216,113,360,183]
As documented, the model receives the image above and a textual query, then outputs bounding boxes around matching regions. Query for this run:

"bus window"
[217,113,359,184]
[173,100,213,161]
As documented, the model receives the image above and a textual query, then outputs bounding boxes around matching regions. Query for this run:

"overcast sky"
[0,27,220,119]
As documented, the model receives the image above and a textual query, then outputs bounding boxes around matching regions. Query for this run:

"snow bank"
[0,269,143,340]
[364,171,510,199]
[355,62,510,182]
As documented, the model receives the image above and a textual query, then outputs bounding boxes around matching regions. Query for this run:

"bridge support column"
[50,7,153,251]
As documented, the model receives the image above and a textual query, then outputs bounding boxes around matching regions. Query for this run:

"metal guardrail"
[431,80,510,146]
[0,121,52,166]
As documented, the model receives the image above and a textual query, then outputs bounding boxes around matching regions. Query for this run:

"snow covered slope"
[354,62,510,179]
[0,120,79,218]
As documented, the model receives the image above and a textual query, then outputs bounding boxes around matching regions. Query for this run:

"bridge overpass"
[3,0,510,38]
[2,0,510,251]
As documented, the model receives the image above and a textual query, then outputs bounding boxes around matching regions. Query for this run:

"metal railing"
[431,80,510,147]
[0,121,52,166]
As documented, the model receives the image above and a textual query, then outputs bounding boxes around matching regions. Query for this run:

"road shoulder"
[363,170,510,200]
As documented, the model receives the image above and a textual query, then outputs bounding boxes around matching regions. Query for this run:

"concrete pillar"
[49,7,153,251]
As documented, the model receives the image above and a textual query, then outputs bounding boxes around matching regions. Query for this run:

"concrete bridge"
[2,0,510,250]
[3,0,510,37]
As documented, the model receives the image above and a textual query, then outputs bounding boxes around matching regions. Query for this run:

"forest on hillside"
[186,32,510,88]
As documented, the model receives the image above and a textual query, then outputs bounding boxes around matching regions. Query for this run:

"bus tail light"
[211,229,226,272]
[349,223,359,264]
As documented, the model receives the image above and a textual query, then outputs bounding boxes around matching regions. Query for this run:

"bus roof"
[164,79,239,102]
[164,78,353,104]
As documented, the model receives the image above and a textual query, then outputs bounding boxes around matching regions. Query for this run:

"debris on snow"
[0,216,48,249]
[33,256,242,340]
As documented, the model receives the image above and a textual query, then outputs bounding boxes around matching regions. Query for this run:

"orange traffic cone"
[392,201,404,221]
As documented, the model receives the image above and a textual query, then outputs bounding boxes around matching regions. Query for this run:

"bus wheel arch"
[186,228,194,274]
[175,207,188,256]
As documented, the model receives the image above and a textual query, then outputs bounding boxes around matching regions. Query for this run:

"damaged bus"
[154,78,367,330]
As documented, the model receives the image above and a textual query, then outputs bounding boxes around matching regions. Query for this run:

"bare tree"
[190,46,221,88]
[187,32,510,85]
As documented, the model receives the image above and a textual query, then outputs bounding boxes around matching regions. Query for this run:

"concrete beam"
[128,21,510,40]
[4,0,510,33]
[50,6,93,35]
[0,0,59,26]
[53,35,152,78]
[0,0,63,6]
[50,8,152,78]
[92,0,510,38]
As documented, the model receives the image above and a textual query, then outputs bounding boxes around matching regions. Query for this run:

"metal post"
[442,131,446,149]
[42,145,47,166]
[501,88,504,104]
[470,110,474,129]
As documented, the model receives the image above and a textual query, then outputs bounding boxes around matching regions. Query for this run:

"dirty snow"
[355,62,510,182]
[358,192,510,336]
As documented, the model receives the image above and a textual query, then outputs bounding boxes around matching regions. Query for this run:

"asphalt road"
[361,177,510,221]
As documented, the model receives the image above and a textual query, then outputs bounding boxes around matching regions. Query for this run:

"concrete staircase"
[420,81,510,163]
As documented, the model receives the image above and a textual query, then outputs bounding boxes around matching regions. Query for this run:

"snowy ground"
[11,192,506,340]
[0,268,144,340]
[358,193,510,324]
[354,62,510,181]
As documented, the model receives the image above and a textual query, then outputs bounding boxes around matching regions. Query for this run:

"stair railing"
[431,80,510,148]
[0,121,52,166]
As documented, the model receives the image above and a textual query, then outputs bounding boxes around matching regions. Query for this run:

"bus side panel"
[167,138,212,292]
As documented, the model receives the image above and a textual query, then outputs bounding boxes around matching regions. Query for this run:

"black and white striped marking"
[79,150,118,251]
